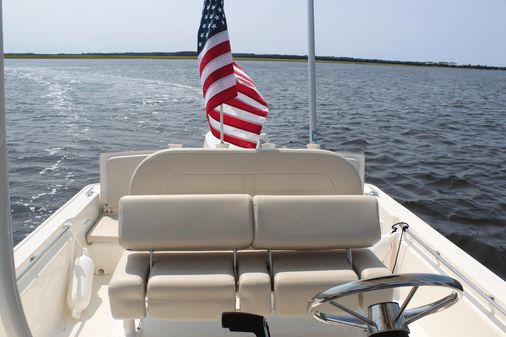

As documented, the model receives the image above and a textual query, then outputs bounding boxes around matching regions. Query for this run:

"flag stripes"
[198,0,269,148]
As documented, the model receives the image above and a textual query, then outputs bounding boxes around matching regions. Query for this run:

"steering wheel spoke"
[404,291,459,325]
[395,285,419,322]
[329,300,377,327]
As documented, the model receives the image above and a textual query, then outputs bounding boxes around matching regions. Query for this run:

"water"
[4,59,506,279]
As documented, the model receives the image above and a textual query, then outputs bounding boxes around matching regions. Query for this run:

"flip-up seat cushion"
[108,252,150,319]
[147,253,236,320]
[272,251,359,316]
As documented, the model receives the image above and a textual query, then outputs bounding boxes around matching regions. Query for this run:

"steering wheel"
[308,273,463,337]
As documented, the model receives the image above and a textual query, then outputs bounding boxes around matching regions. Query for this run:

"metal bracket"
[101,204,114,214]
[268,250,274,285]
[149,250,154,274]
[346,248,352,266]
[233,249,238,290]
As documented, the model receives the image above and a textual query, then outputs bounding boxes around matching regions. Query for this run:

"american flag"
[198,0,269,148]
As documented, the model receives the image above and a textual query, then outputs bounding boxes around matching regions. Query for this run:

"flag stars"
[198,1,229,54]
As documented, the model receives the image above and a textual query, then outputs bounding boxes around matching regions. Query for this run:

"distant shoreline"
[5,52,506,71]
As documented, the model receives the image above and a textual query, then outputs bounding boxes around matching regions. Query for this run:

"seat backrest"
[252,195,380,250]
[99,150,156,213]
[129,148,363,196]
[119,194,253,251]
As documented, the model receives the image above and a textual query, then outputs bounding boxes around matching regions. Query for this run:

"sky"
[2,0,506,67]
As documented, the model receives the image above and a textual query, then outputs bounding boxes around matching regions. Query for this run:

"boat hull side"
[1,184,101,337]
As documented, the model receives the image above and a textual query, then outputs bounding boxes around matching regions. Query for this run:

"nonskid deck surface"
[54,275,366,337]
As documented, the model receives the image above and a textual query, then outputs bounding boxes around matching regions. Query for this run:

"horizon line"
[4,52,506,70]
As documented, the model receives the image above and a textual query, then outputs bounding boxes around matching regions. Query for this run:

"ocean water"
[4,59,506,279]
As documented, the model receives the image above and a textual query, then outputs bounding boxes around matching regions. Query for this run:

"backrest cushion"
[129,148,363,196]
[252,195,380,250]
[119,194,253,251]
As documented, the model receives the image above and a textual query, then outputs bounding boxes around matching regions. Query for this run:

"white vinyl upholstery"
[251,195,385,316]
[118,194,253,251]
[129,148,363,196]
[147,253,236,320]
[272,251,359,316]
[108,191,392,321]
[238,252,272,316]
[252,195,380,250]
[108,252,150,319]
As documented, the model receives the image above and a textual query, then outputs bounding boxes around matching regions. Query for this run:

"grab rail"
[405,229,506,316]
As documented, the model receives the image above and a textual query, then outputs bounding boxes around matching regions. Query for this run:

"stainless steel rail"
[405,229,506,316]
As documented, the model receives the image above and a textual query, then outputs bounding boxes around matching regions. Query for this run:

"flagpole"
[307,0,318,145]
[219,104,224,144]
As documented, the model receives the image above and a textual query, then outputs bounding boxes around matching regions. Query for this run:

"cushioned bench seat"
[148,252,236,320]
[109,194,256,321]
[252,195,388,316]
[272,251,359,316]
[108,193,392,329]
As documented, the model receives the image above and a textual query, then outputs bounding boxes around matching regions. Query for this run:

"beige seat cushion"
[252,195,380,250]
[119,194,253,251]
[108,251,149,319]
[87,215,118,244]
[238,252,271,316]
[129,148,363,196]
[272,251,359,316]
[147,253,236,320]
[352,249,393,310]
